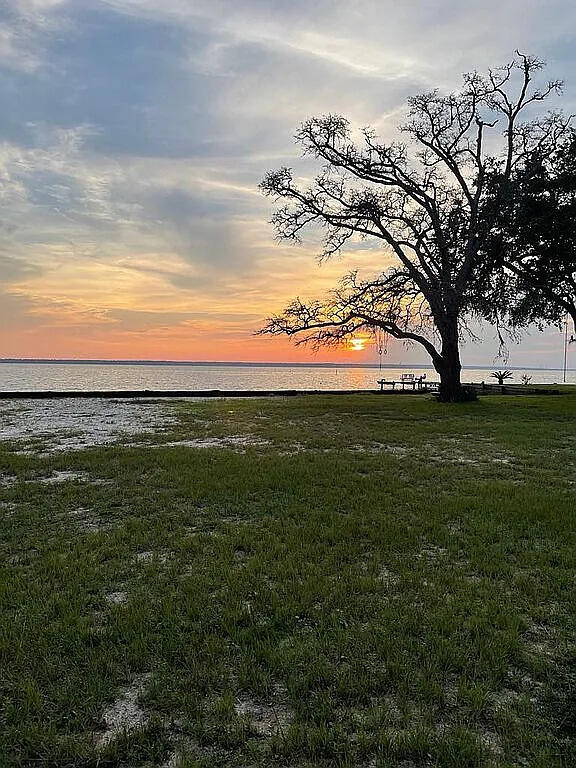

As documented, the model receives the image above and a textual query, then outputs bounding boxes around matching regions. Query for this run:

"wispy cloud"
[1,0,575,362]
[0,0,70,72]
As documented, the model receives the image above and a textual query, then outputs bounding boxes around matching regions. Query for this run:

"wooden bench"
[377,374,435,391]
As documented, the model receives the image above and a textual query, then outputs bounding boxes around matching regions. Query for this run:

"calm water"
[0,362,574,392]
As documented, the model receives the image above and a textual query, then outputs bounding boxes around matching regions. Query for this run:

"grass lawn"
[1,394,575,767]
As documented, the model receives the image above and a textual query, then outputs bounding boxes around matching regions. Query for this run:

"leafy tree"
[479,133,576,332]
[259,54,568,401]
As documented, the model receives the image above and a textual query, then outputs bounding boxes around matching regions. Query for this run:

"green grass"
[1,394,576,767]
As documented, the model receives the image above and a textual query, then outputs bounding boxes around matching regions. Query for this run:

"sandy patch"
[446,521,463,536]
[135,550,171,564]
[97,673,151,747]
[160,738,228,767]
[418,439,516,467]
[523,623,559,659]
[479,730,503,755]
[160,752,180,768]
[105,590,128,605]
[135,550,155,563]
[419,544,448,560]
[349,443,409,455]
[377,566,399,586]
[8,549,39,565]
[2,471,110,488]
[42,471,91,484]
[281,442,409,456]
[0,501,17,515]
[0,398,177,453]
[68,507,108,532]
[154,435,270,450]
[234,685,293,737]
[487,688,521,714]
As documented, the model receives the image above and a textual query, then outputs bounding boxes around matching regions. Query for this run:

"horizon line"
[0,358,571,372]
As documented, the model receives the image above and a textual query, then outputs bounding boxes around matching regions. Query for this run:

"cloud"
[0,0,70,72]
[1,0,576,363]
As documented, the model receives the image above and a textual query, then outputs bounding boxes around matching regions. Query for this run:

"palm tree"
[491,370,513,385]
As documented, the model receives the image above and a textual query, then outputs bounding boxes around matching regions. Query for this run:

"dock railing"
[377,379,569,395]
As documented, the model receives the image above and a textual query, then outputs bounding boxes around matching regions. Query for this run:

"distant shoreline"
[0,358,571,373]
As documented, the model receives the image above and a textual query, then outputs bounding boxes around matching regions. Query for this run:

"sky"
[1,0,576,367]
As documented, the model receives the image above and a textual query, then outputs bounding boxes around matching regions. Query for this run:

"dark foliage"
[478,133,576,331]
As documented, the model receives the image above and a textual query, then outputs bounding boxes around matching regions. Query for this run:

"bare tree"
[259,53,568,401]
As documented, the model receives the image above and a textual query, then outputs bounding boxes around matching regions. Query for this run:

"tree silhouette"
[491,370,514,384]
[480,133,576,331]
[260,53,568,401]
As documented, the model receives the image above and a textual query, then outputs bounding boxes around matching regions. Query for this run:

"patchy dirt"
[446,520,464,536]
[280,442,409,456]
[96,673,151,747]
[234,685,293,737]
[0,501,17,515]
[2,471,110,488]
[154,435,270,450]
[377,566,399,586]
[105,590,128,605]
[67,507,108,532]
[523,623,559,659]
[418,439,516,467]
[135,550,171,564]
[487,688,521,714]
[8,548,39,565]
[160,752,181,768]
[349,443,409,455]
[42,471,91,484]
[0,399,178,453]
[479,729,503,755]
[161,738,229,767]
[419,544,448,560]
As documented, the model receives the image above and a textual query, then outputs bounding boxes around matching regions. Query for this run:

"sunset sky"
[1,0,576,367]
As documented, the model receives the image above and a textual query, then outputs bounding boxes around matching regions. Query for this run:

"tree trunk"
[434,321,474,402]
[436,360,463,401]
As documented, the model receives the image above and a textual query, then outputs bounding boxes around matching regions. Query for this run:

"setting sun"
[349,337,369,352]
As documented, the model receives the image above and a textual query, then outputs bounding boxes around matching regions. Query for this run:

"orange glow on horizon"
[0,322,381,363]
[1,250,387,362]
[349,336,370,352]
